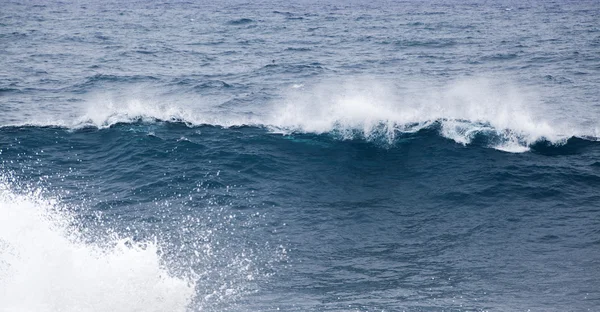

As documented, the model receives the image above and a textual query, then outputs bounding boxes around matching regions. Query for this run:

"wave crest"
[4,77,596,153]
[266,77,573,152]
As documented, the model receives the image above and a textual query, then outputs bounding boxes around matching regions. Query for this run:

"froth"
[0,179,194,312]
[267,77,571,151]
[3,76,588,152]
[78,95,199,128]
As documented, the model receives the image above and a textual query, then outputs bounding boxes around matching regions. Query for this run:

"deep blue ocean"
[1,0,600,311]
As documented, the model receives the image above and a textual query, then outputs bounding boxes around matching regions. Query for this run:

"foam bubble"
[0,178,195,312]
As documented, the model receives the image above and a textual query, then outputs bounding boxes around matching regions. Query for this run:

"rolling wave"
[2,77,597,153]
[2,121,597,156]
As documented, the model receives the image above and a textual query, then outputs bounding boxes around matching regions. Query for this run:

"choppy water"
[1,1,600,311]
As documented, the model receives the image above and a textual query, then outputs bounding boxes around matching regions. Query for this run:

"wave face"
[2,0,600,311]
[1,124,600,311]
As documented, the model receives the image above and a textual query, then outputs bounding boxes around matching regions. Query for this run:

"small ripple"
[226,18,254,25]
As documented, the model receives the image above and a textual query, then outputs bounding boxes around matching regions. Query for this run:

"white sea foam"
[2,77,592,152]
[73,92,207,129]
[266,77,576,151]
[0,178,195,312]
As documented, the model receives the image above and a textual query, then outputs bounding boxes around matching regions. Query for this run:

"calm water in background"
[1,1,600,311]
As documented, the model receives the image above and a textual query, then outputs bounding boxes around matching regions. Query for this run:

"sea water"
[1,1,599,311]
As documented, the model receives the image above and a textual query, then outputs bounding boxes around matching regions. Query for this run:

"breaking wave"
[3,77,597,153]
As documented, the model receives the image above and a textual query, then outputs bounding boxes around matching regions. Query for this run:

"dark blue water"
[1,1,600,311]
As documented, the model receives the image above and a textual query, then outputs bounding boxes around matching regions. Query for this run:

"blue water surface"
[1,1,599,311]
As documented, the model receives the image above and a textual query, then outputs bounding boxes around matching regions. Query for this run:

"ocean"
[1,0,599,311]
